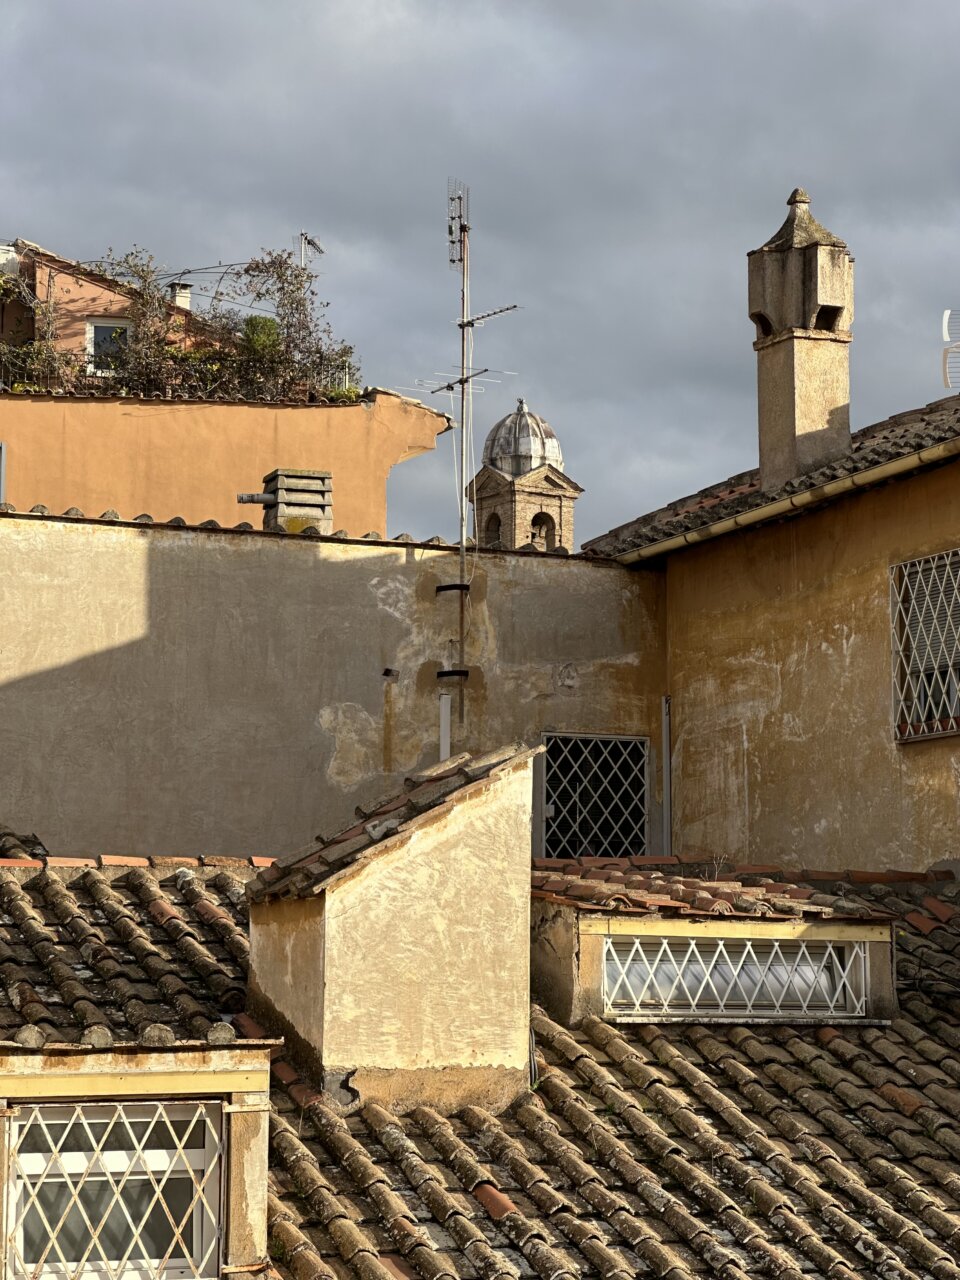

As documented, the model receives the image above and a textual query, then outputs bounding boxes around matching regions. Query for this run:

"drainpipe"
[614,436,960,563]
[660,695,672,857]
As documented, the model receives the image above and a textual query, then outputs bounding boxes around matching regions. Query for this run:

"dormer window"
[531,864,896,1026]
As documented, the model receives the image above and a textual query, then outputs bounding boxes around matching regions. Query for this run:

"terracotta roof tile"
[4,825,960,1275]
[531,862,886,921]
[248,745,541,903]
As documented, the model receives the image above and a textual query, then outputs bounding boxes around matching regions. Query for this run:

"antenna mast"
[443,179,517,728]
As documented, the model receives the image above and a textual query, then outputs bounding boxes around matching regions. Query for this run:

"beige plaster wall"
[0,514,663,856]
[322,759,532,1075]
[247,896,325,1064]
[0,391,445,535]
[666,462,960,873]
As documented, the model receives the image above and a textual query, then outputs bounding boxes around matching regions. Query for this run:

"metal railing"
[891,548,960,740]
[604,935,867,1020]
[6,1100,222,1280]
[542,733,649,858]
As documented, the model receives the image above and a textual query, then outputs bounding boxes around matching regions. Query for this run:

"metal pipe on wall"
[661,694,672,857]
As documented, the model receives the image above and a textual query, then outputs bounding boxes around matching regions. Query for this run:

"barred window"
[541,733,648,858]
[604,936,866,1020]
[891,548,960,740]
[7,1101,222,1280]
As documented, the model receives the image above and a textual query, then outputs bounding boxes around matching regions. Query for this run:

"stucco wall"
[666,462,960,872]
[247,896,325,1059]
[0,391,445,534]
[0,514,663,856]
[322,761,532,1073]
[33,261,138,352]
[248,757,536,1113]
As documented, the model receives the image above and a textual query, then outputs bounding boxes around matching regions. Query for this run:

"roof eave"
[614,435,960,564]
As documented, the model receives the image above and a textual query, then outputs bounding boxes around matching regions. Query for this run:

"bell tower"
[748,188,854,491]
[467,399,582,552]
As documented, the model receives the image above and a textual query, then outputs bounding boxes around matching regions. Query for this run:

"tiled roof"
[1,829,959,1276]
[248,745,541,903]
[255,867,960,1280]
[584,395,960,557]
[0,830,269,1047]
[532,858,889,921]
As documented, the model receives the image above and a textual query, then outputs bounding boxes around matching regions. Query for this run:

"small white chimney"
[168,281,192,311]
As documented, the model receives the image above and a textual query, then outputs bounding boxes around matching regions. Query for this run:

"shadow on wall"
[0,522,661,856]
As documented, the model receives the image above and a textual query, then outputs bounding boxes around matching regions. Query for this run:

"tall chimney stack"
[748,189,853,492]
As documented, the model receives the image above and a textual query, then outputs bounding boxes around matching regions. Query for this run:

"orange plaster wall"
[0,392,448,534]
[33,262,132,353]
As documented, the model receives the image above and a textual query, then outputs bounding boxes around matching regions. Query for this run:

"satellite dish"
[942,310,960,388]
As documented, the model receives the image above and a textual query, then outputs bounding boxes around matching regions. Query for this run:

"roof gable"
[248,744,541,902]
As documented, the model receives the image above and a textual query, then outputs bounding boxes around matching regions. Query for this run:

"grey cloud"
[3,0,959,541]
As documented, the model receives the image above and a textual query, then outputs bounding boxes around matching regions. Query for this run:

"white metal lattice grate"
[891,548,960,740]
[542,734,648,858]
[604,936,867,1020]
[7,1101,222,1280]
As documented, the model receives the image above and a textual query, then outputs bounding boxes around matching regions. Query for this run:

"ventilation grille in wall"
[604,936,867,1021]
[542,733,648,858]
[891,547,960,740]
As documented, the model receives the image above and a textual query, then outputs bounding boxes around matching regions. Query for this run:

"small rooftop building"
[467,398,583,551]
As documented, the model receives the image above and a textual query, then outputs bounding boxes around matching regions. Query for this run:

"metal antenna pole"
[457,208,469,726]
[441,179,518,736]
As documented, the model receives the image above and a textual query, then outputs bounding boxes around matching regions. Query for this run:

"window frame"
[6,1099,224,1280]
[890,547,960,742]
[85,317,132,376]
[536,731,650,859]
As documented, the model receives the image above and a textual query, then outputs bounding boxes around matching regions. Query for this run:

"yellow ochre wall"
[0,391,446,535]
[666,462,960,872]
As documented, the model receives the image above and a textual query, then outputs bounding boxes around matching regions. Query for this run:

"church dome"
[482,398,564,477]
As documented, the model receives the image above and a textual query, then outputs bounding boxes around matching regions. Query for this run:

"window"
[86,318,131,374]
[891,548,960,739]
[530,513,556,551]
[541,733,648,857]
[483,512,502,547]
[604,935,867,1020]
[7,1101,222,1280]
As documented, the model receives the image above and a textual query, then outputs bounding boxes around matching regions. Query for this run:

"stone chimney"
[262,468,332,534]
[168,281,192,310]
[246,746,538,1114]
[748,189,854,491]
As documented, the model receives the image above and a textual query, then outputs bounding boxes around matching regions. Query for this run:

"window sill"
[896,718,960,742]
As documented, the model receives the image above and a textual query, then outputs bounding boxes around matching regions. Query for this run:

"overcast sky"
[3,2,958,544]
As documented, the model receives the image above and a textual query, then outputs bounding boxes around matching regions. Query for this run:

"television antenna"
[298,231,324,270]
[943,311,960,388]
[442,178,518,727]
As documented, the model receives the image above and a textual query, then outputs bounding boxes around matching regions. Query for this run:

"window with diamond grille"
[891,549,960,740]
[541,734,648,858]
[7,1101,222,1280]
[604,936,866,1019]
